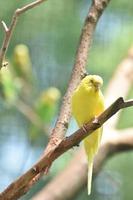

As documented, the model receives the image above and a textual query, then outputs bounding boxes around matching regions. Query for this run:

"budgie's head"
[81,75,103,92]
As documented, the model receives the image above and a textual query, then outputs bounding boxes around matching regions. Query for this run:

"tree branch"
[1,21,9,32]
[0,0,47,68]
[0,97,133,200]
[32,128,133,200]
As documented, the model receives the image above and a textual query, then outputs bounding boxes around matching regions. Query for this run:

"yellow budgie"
[72,75,104,195]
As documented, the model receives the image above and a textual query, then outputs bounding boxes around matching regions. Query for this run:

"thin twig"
[122,99,133,108]
[0,0,47,67]
[1,21,9,32]
[0,97,133,200]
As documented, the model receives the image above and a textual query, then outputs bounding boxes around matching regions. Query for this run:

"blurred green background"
[0,0,133,199]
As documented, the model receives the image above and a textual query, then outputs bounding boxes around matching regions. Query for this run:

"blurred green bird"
[0,64,20,104]
[13,44,32,82]
[36,87,61,122]
[29,87,61,142]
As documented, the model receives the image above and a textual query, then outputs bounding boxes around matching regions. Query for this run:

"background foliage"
[0,0,133,199]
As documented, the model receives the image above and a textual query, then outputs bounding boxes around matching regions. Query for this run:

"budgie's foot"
[93,117,100,126]
[82,124,88,134]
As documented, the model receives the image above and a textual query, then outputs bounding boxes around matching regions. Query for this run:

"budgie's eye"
[90,79,94,83]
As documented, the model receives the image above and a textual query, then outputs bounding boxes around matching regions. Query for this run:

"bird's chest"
[72,91,100,126]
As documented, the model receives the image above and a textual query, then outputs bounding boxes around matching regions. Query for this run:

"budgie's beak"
[93,82,101,91]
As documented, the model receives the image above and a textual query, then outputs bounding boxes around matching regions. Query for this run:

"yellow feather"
[72,75,105,195]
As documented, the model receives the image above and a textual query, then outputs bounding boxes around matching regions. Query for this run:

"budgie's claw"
[82,124,88,134]
[93,117,100,126]
[74,143,80,147]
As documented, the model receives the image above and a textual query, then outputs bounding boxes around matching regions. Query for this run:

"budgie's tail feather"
[87,161,93,195]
